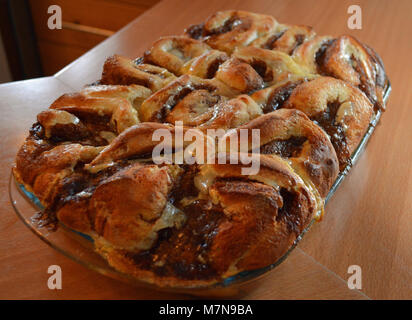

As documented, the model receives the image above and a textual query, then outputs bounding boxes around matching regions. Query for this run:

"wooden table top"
[0,0,411,299]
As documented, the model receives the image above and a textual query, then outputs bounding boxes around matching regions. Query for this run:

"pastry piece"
[142,36,211,75]
[232,47,312,86]
[14,135,102,206]
[86,122,211,173]
[251,75,315,113]
[50,85,144,137]
[88,142,321,285]
[253,24,316,54]
[36,109,90,142]
[199,94,263,130]
[293,35,388,110]
[181,50,229,79]
[214,57,264,93]
[81,84,152,109]
[282,76,374,169]
[138,74,236,124]
[91,162,184,251]
[101,54,176,91]
[185,10,278,53]
[221,109,339,198]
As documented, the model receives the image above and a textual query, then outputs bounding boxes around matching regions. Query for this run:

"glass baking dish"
[9,83,391,297]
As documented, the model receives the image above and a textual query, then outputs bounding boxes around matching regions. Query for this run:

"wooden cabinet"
[29,0,159,75]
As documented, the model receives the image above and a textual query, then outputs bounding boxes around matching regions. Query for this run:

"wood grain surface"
[0,0,411,299]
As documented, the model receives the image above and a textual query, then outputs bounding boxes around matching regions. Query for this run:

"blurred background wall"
[0,0,160,83]
[0,34,12,83]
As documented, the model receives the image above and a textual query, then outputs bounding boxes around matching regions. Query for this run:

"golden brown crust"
[143,36,211,75]
[254,24,316,54]
[181,49,229,79]
[293,35,388,110]
[214,58,264,93]
[187,10,278,53]
[249,76,374,169]
[91,163,178,251]
[282,76,374,169]
[101,54,176,91]
[232,46,312,86]
[86,122,207,173]
[199,94,263,130]
[222,109,339,198]
[14,139,102,206]
[138,74,234,124]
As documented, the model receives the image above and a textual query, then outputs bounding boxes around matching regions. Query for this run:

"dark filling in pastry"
[52,162,130,214]
[314,39,335,74]
[263,80,303,113]
[125,199,224,280]
[168,164,199,204]
[157,84,220,122]
[350,54,381,111]
[206,56,228,79]
[263,31,286,49]
[30,122,46,140]
[45,110,116,145]
[203,15,251,37]
[185,23,205,39]
[260,136,307,158]
[277,188,305,233]
[311,101,350,169]
[249,59,273,83]
[289,34,306,54]
[47,123,91,143]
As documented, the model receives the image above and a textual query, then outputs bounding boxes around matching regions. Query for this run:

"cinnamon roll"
[101,54,176,91]
[222,109,339,198]
[293,35,388,110]
[254,24,316,55]
[282,76,374,169]
[186,10,278,53]
[143,36,211,75]
[232,46,312,86]
[138,74,234,125]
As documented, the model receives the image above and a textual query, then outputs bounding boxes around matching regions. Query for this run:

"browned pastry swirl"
[181,49,229,79]
[49,84,152,141]
[138,74,234,125]
[185,10,278,53]
[101,54,176,91]
[222,109,339,198]
[293,35,388,110]
[284,77,374,169]
[256,24,316,54]
[231,46,312,86]
[142,36,211,75]
[252,76,374,169]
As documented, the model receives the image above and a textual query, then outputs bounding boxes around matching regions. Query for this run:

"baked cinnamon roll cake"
[13,10,389,287]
